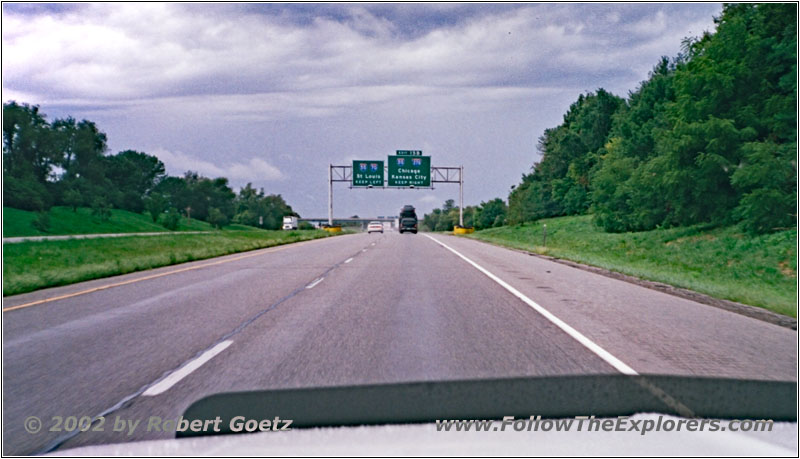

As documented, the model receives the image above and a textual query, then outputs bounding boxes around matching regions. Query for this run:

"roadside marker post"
[543,224,547,248]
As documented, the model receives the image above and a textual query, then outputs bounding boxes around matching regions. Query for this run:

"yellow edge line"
[3,236,330,312]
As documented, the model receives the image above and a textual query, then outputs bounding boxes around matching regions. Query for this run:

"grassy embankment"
[3,206,220,237]
[464,215,796,317]
[3,206,335,296]
[3,230,333,296]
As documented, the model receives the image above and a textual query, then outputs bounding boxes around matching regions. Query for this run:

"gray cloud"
[151,148,284,182]
[3,4,720,102]
[2,3,722,217]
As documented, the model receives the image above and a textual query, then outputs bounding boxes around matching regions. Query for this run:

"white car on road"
[367,222,384,234]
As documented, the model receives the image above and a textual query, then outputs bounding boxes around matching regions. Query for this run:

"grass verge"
[2,206,238,237]
[3,230,334,296]
[465,215,797,318]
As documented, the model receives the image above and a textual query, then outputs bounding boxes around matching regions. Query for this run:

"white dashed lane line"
[143,340,234,397]
[306,278,325,289]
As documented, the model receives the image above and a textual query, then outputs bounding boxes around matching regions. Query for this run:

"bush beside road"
[3,230,333,296]
[464,215,796,318]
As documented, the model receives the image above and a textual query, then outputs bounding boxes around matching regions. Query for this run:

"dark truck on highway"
[399,205,418,234]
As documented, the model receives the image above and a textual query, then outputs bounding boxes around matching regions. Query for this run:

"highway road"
[2,231,796,454]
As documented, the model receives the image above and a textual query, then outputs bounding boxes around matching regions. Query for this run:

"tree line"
[3,102,296,230]
[505,3,795,234]
[422,198,507,232]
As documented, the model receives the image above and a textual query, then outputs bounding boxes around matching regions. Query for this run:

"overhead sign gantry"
[328,150,464,227]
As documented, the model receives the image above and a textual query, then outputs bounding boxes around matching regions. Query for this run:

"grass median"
[3,230,335,296]
[464,215,796,318]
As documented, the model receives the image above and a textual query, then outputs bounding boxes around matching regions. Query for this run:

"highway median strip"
[3,232,337,311]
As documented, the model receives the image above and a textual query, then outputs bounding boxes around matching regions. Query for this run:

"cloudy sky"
[2,3,722,218]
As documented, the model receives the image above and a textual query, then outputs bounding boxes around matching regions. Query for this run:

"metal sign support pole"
[328,164,333,226]
[459,165,464,227]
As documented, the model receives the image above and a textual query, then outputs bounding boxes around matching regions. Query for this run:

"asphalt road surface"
[3,231,796,454]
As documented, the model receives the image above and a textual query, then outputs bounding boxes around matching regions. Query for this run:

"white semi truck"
[282,216,298,230]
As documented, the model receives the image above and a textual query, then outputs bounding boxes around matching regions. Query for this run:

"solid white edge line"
[306,278,325,289]
[424,234,638,376]
[143,340,234,396]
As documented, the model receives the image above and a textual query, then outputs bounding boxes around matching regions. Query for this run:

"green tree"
[591,58,677,231]
[63,188,83,212]
[90,196,111,221]
[591,3,796,233]
[2,102,60,210]
[474,198,507,230]
[144,192,168,222]
[105,150,165,212]
[207,207,228,229]
[162,208,180,230]
[232,183,296,230]
[442,199,455,213]
[152,176,191,212]
[422,208,442,231]
[509,89,623,224]
[52,118,109,207]
[181,172,235,222]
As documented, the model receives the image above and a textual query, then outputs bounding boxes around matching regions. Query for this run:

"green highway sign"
[387,155,431,187]
[352,160,384,187]
[396,150,423,156]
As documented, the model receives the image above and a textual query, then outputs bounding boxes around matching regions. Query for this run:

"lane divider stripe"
[142,340,233,396]
[424,234,638,376]
[306,278,324,289]
[32,238,375,454]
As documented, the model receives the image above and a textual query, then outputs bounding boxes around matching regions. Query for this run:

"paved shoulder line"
[456,235,797,330]
[424,234,638,376]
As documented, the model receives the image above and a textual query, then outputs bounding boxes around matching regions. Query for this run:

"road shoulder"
[453,234,796,330]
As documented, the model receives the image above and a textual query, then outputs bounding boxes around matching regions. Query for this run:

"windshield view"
[2,2,797,456]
